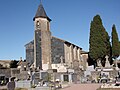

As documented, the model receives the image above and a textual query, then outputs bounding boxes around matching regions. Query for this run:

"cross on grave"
[105,55,110,67]
[60,56,64,64]
[105,55,109,60]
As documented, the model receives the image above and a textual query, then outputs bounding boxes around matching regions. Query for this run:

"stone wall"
[34,30,42,68]
[51,37,65,64]
[25,41,34,65]
[0,69,11,78]
[41,30,51,65]
[16,81,31,88]
[64,43,73,67]
[11,68,29,80]
[64,42,83,68]
[34,18,51,69]
[81,53,88,70]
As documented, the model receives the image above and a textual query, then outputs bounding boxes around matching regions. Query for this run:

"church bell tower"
[33,3,52,70]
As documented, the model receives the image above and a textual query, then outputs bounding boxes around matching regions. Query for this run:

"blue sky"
[0,0,120,60]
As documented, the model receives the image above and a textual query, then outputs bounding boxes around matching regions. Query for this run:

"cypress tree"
[119,41,120,55]
[101,31,111,66]
[89,15,110,66]
[111,24,119,59]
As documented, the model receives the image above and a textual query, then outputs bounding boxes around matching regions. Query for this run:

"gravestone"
[7,81,15,90]
[97,59,102,67]
[60,56,64,64]
[105,55,110,67]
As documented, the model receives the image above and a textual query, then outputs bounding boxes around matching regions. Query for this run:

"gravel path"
[62,84,101,90]
[0,86,6,90]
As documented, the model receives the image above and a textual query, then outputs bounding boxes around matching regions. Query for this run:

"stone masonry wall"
[25,41,34,65]
[0,69,11,78]
[51,37,65,64]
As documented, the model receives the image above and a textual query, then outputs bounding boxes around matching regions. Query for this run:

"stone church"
[25,3,88,71]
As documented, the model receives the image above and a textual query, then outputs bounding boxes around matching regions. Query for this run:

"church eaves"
[33,3,51,21]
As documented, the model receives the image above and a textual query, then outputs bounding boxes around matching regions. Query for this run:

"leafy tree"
[111,24,119,59]
[10,60,19,68]
[119,41,120,55]
[109,45,113,65]
[87,54,95,66]
[89,15,110,66]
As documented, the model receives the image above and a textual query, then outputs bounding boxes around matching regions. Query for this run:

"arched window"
[36,21,40,29]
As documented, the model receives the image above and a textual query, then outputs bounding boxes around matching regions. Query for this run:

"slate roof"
[24,40,34,47]
[33,3,51,21]
[25,36,82,50]
[52,36,82,49]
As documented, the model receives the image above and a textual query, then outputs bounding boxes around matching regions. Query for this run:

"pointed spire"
[40,0,42,4]
[33,2,51,21]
